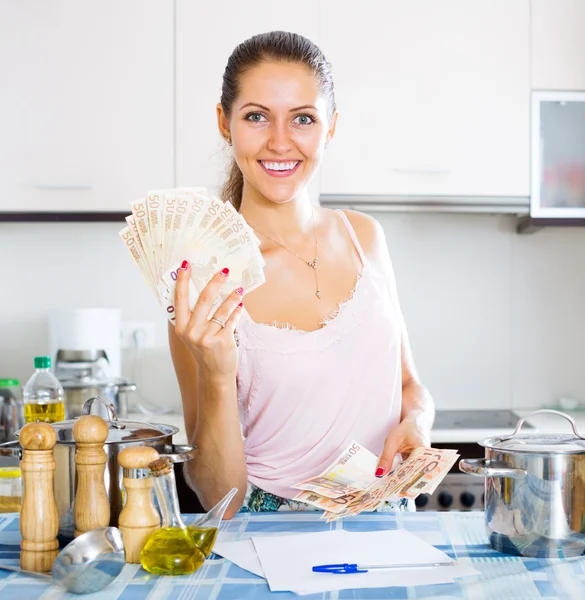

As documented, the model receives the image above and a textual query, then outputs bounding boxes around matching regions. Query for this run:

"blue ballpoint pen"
[312,560,456,574]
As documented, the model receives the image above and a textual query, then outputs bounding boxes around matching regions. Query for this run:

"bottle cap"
[0,379,19,387]
[34,356,51,369]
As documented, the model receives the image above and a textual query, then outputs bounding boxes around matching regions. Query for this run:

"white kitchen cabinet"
[0,0,173,214]
[531,0,585,91]
[175,0,320,192]
[319,0,530,199]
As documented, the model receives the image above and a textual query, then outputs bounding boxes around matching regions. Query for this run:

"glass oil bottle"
[188,487,237,556]
[140,457,205,576]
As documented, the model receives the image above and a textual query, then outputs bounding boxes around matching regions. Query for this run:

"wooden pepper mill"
[19,422,60,573]
[118,446,161,563]
[73,415,110,537]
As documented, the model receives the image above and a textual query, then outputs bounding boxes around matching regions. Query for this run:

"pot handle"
[459,458,527,479]
[81,396,125,429]
[501,409,585,441]
[159,444,198,464]
[0,440,22,460]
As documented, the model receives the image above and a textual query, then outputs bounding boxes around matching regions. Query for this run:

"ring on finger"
[209,317,226,329]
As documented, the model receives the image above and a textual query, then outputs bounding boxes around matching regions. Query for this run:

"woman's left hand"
[375,417,431,477]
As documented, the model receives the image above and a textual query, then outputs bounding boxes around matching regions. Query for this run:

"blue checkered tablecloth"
[1,511,585,599]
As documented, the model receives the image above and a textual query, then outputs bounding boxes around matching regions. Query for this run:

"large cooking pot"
[61,375,136,419]
[0,396,196,539]
[460,409,585,558]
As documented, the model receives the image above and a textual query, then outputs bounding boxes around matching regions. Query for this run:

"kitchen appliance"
[418,410,535,512]
[0,380,24,443]
[54,349,136,419]
[0,396,197,539]
[48,308,122,378]
[460,410,585,558]
[531,90,585,218]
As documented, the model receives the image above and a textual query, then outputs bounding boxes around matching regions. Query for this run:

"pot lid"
[481,409,585,454]
[17,396,177,445]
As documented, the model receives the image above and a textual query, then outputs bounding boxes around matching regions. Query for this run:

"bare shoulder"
[338,209,387,263]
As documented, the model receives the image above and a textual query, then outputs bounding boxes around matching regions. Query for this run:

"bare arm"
[343,210,435,470]
[169,267,248,518]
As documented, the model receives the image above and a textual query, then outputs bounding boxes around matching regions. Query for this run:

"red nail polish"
[221,268,230,276]
[181,260,189,270]
[238,302,243,308]
[375,467,385,478]
[236,287,244,296]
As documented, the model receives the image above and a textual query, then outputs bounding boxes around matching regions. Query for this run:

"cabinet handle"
[388,167,451,175]
[33,184,93,190]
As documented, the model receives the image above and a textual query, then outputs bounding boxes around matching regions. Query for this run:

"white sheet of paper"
[213,539,265,578]
[252,529,479,595]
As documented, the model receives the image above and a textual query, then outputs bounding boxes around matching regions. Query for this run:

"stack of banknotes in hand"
[119,188,265,323]
[293,441,459,521]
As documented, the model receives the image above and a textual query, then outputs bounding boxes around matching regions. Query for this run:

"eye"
[294,114,316,125]
[244,112,267,123]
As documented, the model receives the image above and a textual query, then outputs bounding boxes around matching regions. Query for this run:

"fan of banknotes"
[292,442,459,521]
[119,187,266,323]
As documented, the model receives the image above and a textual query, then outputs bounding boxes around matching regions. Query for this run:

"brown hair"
[219,31,336,211]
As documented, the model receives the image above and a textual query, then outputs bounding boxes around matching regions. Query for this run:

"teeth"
[261,161,299,171]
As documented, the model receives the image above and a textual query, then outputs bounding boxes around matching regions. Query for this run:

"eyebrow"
[239,102,317,112]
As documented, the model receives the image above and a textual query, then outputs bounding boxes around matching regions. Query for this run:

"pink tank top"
[235,210,402,499]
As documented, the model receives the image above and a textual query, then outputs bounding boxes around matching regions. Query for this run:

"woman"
[169,31,434,517]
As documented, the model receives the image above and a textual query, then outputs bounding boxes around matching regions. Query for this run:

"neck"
[239,182,315,241]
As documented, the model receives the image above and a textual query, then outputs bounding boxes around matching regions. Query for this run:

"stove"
[417,410,535,512]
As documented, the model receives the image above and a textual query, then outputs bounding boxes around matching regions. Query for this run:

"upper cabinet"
[319,0,530,199]
[531,0,585,91]
[0,0,173,214]
[175,0,320,193]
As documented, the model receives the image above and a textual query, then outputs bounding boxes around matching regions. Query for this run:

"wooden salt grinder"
[19,422,60,573]
[118,446,161,563]
[73,415,110,537]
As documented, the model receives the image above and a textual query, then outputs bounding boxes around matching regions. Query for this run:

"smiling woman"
[168,31,435,517]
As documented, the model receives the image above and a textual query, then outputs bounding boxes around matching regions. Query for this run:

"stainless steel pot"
[460,409,585,558]
[0,396,196,540]
[61,376,136,420]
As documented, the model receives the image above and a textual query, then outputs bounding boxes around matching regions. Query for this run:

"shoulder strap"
[336,210,366,266]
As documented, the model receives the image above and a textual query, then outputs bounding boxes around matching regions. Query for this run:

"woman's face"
[219,60,336,205]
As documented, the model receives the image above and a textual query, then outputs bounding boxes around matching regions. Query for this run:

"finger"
[225,300,245,333]
[174,260,192,332]
[189,267,230,330]
[376,435,402,478]
[208,287,245,331]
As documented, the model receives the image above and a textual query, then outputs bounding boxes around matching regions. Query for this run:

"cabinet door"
[0,0,173,213]
[319,0,530,198]
[175,1,319,193]
[531,0,585,91]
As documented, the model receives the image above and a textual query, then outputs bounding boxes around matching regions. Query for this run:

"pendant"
[306,258,318,269]
[316,289,321,299]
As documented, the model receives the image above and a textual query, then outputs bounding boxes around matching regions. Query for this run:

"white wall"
[1,213,583,413]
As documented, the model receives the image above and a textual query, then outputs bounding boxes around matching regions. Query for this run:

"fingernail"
[236,287,244,296]
[238,302,243,308]
[375,467,385,478]
[221,267,230,276]
[181,260,189,270]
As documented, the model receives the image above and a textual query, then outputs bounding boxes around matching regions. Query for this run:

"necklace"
[251,209,321,299]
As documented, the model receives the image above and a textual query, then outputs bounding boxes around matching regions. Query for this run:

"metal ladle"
[0,527,125,595]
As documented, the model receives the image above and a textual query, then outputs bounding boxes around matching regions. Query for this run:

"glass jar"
[0,466,22,512]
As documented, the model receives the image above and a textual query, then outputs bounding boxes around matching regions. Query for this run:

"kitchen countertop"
[1,511,584,599]
[128,408,585,447]
[431,408,585,444]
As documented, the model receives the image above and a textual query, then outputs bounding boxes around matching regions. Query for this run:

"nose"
[266,120,293,155]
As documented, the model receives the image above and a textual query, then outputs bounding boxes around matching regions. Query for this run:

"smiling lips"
[259,160,301,177]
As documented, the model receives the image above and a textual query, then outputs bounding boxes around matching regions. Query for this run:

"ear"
[216,103,231,140]
[325,111,338,147]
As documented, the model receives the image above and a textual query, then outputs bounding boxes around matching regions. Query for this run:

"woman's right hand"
[173,262,244,380]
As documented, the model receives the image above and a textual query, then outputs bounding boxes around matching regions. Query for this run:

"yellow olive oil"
[24,401,65,424]
[140,527,205,575]
[189,526,219,557]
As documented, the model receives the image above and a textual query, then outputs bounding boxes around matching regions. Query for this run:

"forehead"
[236,60,325,111]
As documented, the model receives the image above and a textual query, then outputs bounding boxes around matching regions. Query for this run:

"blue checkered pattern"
[1,511,584,599]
